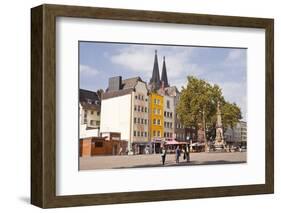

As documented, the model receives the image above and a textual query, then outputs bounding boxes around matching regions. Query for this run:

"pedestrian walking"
[175,146,180,164]
[161,147,167,165]
[186,144,190,162]
[182,147,186,160]
[119,146,123,155]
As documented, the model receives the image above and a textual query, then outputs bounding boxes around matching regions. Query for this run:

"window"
[170,112,172,118]
[153,108,156,114]
[153,119,156,125]
[157,131,160,137]
[134,105,137,111]
[141,119,144,124]
[144,119,147,125]
[91,111,94,115]
[134,131,136,136]
[167,100,170,109]
[154,99,157,104]
[145,107,147,112]
[97,111,100,116]
[144,132,147,137]
[137,131,140,137]
[157,119,160,125]
[95,142,103,148]
[90,120,94,125]
[138,106,140,112]
[134,117,137,124]
[141,107,144,112]
[138,118,140,123]
[153,131,156,137]
[142,95,144,100]
[141,132,143,137]
[96,121,100,126]
[138,95,141,100]
[145,98,148,102]
[135,95,138,99]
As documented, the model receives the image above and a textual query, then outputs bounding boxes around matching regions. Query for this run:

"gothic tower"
[161,56,169,88]
[149,50,161,91]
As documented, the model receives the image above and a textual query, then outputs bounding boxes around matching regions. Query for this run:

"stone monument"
[214,101,226,151]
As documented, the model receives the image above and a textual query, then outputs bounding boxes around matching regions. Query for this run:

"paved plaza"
[79,152,246,170]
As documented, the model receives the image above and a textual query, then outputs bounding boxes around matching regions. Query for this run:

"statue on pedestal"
[214,101,226,151]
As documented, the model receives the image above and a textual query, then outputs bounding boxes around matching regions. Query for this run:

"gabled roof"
[102,88,133,100]
[80,102,100,110]
[122,77,142,89]
[163,86,180,97]
[102,77,145,100]
[79,89,100,102]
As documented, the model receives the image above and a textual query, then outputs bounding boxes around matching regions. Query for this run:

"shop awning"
[164,140,188,145]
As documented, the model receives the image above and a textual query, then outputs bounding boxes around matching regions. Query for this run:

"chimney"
[108,76,122,91]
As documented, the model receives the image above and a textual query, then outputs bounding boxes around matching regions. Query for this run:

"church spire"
[149,50,161,91]
[161,56,169,88]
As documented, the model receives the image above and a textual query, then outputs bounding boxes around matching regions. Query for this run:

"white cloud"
[224,49,247,68]
[109,46,247,119]
[80,64,99,76]
[226,49,242,61]
[110,45,202,80]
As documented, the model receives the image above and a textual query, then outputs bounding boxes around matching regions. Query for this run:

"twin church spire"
[149,50,169,91]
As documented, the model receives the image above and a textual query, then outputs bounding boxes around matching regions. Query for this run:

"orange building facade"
[149,92,164,142]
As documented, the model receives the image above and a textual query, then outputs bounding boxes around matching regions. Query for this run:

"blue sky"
[79,42,247,120]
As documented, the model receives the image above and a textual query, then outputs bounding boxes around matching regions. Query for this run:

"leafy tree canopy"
[176,76,242,132]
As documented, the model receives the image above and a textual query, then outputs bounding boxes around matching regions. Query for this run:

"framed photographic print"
[31,4,274,208]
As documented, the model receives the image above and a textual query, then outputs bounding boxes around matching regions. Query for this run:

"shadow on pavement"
[113,160,246,169]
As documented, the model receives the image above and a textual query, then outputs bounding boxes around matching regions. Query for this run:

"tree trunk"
[203,109,208,151]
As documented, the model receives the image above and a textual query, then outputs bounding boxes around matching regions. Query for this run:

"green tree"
[221,102,242,128]
[176,76,242,143]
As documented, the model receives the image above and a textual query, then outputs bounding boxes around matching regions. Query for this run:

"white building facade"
[224,121,247,146]
[100,76,149,152]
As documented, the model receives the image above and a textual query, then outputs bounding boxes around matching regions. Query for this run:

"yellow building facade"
[149,93,164,141]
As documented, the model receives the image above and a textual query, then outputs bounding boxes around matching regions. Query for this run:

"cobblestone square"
[79,152,246,170]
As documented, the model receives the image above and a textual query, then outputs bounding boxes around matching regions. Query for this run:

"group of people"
[161,145,190,165]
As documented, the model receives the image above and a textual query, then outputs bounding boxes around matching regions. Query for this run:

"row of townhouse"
[224,121,247,147]
[99,50,195,154]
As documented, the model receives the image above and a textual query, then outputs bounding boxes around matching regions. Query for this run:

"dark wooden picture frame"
[31,4,274,208]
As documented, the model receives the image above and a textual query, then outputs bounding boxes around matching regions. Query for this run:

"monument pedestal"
[210,101,226,152]
[212,142,226,152]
